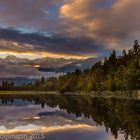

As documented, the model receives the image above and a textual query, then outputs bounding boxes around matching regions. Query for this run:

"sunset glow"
[0,124,92,134]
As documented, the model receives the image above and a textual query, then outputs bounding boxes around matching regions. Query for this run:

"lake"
[0,93,139,140]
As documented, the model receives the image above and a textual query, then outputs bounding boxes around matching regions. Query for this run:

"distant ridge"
[39,57,101,73]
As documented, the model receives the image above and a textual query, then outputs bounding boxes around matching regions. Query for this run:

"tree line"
[34,40,140,92]
[1,40,140,91]
[0,81,15,90]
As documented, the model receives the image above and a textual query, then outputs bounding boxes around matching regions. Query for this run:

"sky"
[0,0,139,59]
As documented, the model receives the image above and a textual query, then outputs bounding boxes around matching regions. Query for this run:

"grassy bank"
[0,90,139,100]
[0,91,58,95]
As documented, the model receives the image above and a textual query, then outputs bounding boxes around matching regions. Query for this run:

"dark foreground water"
[0,94,139,140]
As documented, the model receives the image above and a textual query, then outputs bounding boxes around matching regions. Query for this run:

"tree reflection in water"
[0,94,139,140]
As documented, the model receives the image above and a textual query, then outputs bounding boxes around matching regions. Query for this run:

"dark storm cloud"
[0,28,108,57]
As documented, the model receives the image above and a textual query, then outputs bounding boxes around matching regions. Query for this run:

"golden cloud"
[0,50,87,60]
[60,0,140,50]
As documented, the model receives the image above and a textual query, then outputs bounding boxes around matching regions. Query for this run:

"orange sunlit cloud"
[60,0,140,50]
[0,51,88,60]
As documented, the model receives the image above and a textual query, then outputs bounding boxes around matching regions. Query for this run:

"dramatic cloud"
[0,0,139,79]
[61,0,140,50]
[0,0,139,59]
[0,28,109,58]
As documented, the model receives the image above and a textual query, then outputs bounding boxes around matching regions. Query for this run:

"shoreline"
[0,91,58,95]
[0,90,139,99]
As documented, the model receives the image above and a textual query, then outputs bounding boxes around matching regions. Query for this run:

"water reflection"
[0,94,139,140]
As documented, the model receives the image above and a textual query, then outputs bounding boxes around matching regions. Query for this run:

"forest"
[0,40,140,92]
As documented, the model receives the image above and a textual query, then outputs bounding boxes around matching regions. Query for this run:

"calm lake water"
[0,94,139,140]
